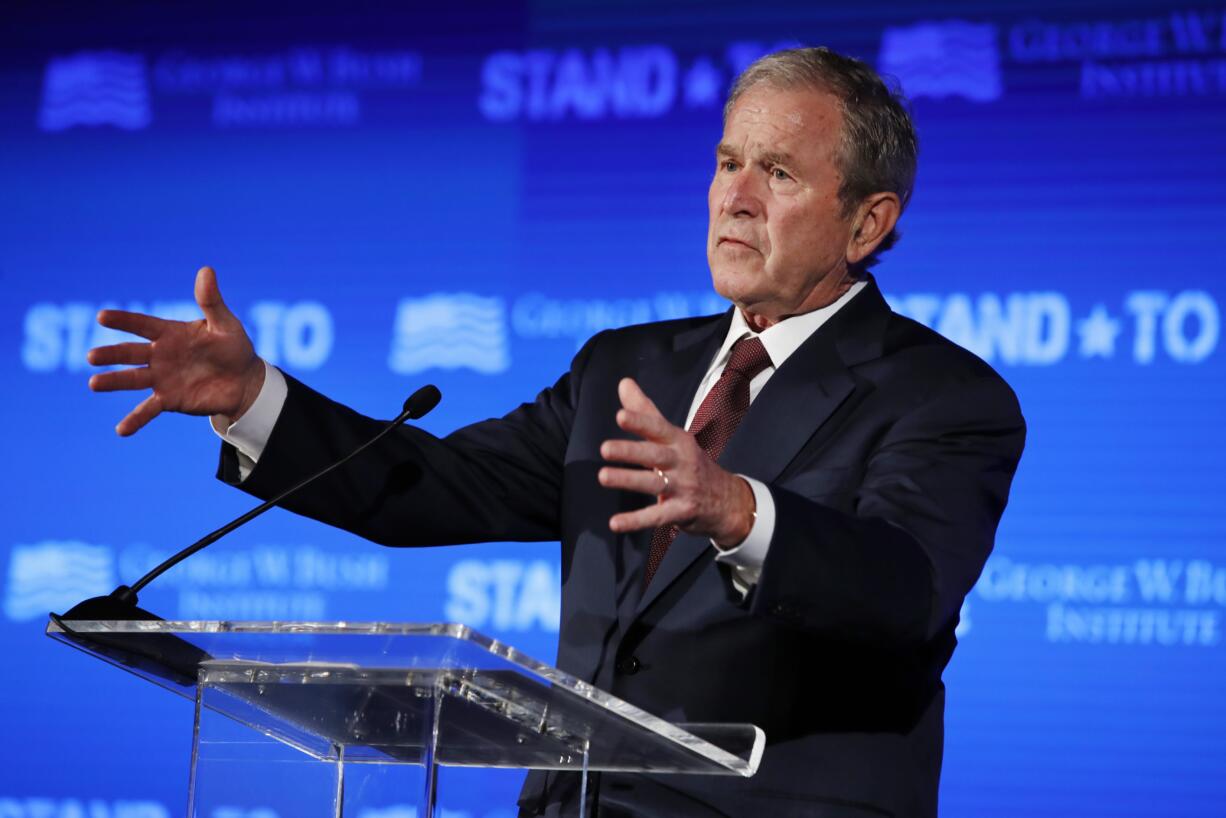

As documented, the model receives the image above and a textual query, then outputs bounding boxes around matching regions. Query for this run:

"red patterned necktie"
[642,335,773,587]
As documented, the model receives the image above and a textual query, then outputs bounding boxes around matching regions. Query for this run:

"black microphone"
[55,383,442,622]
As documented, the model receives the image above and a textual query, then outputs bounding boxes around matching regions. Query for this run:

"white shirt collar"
[712,278,868,371]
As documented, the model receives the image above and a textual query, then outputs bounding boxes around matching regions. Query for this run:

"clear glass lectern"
[46,620,763,817]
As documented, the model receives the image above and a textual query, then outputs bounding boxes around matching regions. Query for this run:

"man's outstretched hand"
[599,378,756,548]
[88,266,265,436]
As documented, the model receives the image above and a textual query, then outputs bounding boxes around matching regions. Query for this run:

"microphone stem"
[126,403,417,599]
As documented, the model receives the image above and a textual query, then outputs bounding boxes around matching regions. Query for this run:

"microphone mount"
[55,383,442,622]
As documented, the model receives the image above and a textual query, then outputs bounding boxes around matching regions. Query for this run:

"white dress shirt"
[684,280,866,590]
[213,279,867,592]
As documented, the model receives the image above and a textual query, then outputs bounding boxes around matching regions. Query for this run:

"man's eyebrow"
[715,143,797,168]
[758,149,795,168]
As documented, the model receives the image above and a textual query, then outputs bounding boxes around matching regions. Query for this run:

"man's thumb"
[195,266,235,326]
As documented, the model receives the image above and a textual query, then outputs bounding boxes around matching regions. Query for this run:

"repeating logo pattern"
[31,12,1226,138]
[879,21,1003,102]
[0,798,168,818]
[18,290,1221,375]
[974,556,1226,647]
[4,541,115,621]
[38,51,151,131]
[389,294,511,375]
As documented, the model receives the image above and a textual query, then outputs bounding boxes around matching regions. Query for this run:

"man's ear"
[846,192,901,266]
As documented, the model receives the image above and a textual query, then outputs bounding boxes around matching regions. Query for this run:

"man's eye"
[772,167,792,181]
[721,160,739,172]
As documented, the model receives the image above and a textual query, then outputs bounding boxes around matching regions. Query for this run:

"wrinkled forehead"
[721,85,845,164]
[724,77,846,125]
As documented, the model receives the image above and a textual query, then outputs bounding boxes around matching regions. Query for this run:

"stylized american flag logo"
[389,293,510,375]
[39,50,152,131]
[4,541,116,621]
[879,21,1002,102]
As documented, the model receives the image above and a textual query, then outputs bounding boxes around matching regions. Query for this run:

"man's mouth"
[718,236,755,250]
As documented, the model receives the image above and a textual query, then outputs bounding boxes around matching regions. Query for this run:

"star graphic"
[1077,304,1122,359]
[684,57,722,108]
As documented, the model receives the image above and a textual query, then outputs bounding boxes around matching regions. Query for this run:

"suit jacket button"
[616,655,641,675]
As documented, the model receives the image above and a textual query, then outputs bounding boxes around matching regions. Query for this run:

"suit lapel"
[631,279,891,619]
[718,334,854,482]
[634,313,732,430]
[613,313,732,627]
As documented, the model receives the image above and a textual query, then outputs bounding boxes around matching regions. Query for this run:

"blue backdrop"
[3,1,1224,816]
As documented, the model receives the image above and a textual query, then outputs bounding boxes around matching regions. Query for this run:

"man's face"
[707,85,857,323]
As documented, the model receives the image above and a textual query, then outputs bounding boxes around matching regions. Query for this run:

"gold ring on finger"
[653,467,670,498]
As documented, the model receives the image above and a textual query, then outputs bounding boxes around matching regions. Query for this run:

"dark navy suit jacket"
[220,279,1025,817]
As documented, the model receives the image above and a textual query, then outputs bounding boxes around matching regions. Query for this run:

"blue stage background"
[3,1,1224,816]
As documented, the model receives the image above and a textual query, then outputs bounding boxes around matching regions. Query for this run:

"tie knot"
[724,335,771,380]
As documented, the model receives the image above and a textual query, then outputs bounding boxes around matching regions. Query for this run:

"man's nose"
[721,170,761,217]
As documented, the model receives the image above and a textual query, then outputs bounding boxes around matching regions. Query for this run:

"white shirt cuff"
[713,476,775,593]
[209,360,288,480]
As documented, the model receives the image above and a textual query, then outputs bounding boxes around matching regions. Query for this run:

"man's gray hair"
[724,47,918,269]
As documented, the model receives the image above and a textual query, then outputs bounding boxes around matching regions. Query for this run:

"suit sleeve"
[750,375,1026,649]
[217,335,600,547]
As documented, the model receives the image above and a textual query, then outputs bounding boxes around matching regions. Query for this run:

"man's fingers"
[600,438,671,468]
[97,309,168,341]
[609,500,682,533]
[195,265,237,327]
[116,394,164,437]
[598,465,668,496]
[89,367,154,393]
[87,342,151,367]
[615,379,679,442]
[616,408,677,442]
[618,378,662,414]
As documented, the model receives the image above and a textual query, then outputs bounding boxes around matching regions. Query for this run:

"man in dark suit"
[88,48,1024,817]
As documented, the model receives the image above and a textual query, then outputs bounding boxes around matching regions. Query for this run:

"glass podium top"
[46,619,763,776]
